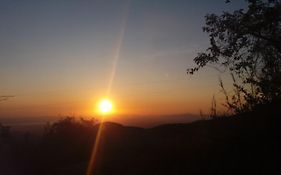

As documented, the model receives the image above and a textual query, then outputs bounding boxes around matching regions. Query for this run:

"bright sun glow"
[98,99,113,114]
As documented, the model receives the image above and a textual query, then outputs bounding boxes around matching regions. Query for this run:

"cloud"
[0,95,15,102]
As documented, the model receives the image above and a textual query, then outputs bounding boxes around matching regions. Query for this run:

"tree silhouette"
[188,0,281,113]
[40,117,98,167]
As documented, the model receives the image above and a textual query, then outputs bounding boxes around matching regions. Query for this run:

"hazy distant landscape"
[0,113,199,129]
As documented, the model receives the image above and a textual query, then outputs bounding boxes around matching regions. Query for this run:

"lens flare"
[86,1,130,175]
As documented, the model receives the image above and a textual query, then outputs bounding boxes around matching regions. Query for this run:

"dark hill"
[2,107,280,175]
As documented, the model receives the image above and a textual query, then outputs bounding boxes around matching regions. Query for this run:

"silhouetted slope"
[89,107,280,175]
[8,104,281,175]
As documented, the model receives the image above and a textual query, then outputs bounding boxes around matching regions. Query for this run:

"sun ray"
[85,117,105,175]
[86,1,130,175]
[106,2,130,97]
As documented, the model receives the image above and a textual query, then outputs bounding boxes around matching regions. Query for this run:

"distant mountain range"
[0,113,200,128]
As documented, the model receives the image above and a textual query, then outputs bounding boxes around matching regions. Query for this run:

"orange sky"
[0,1,245,123]
[0,69,230,119]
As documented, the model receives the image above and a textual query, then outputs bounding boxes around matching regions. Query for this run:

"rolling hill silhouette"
[1,103,280,175]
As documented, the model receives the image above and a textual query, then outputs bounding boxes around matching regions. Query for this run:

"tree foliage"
[188,0,281,113]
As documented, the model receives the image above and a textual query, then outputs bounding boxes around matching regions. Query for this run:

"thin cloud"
[0,95,15,102]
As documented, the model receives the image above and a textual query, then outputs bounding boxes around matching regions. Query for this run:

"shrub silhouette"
[35,117,98,171]
[187,0,281,113]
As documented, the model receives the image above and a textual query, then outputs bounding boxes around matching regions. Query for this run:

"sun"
[98,99,113,114]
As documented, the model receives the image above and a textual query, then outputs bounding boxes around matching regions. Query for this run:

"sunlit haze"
[0,0,246,125]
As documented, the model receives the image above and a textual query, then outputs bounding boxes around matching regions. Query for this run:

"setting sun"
[98,99,113,114]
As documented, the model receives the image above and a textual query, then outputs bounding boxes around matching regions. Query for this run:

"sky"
[0,0,246,122]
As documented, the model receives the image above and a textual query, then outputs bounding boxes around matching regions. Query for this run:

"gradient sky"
[0,0,246,120]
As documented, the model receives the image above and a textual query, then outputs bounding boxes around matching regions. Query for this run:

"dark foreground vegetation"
[1,101,280,175]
